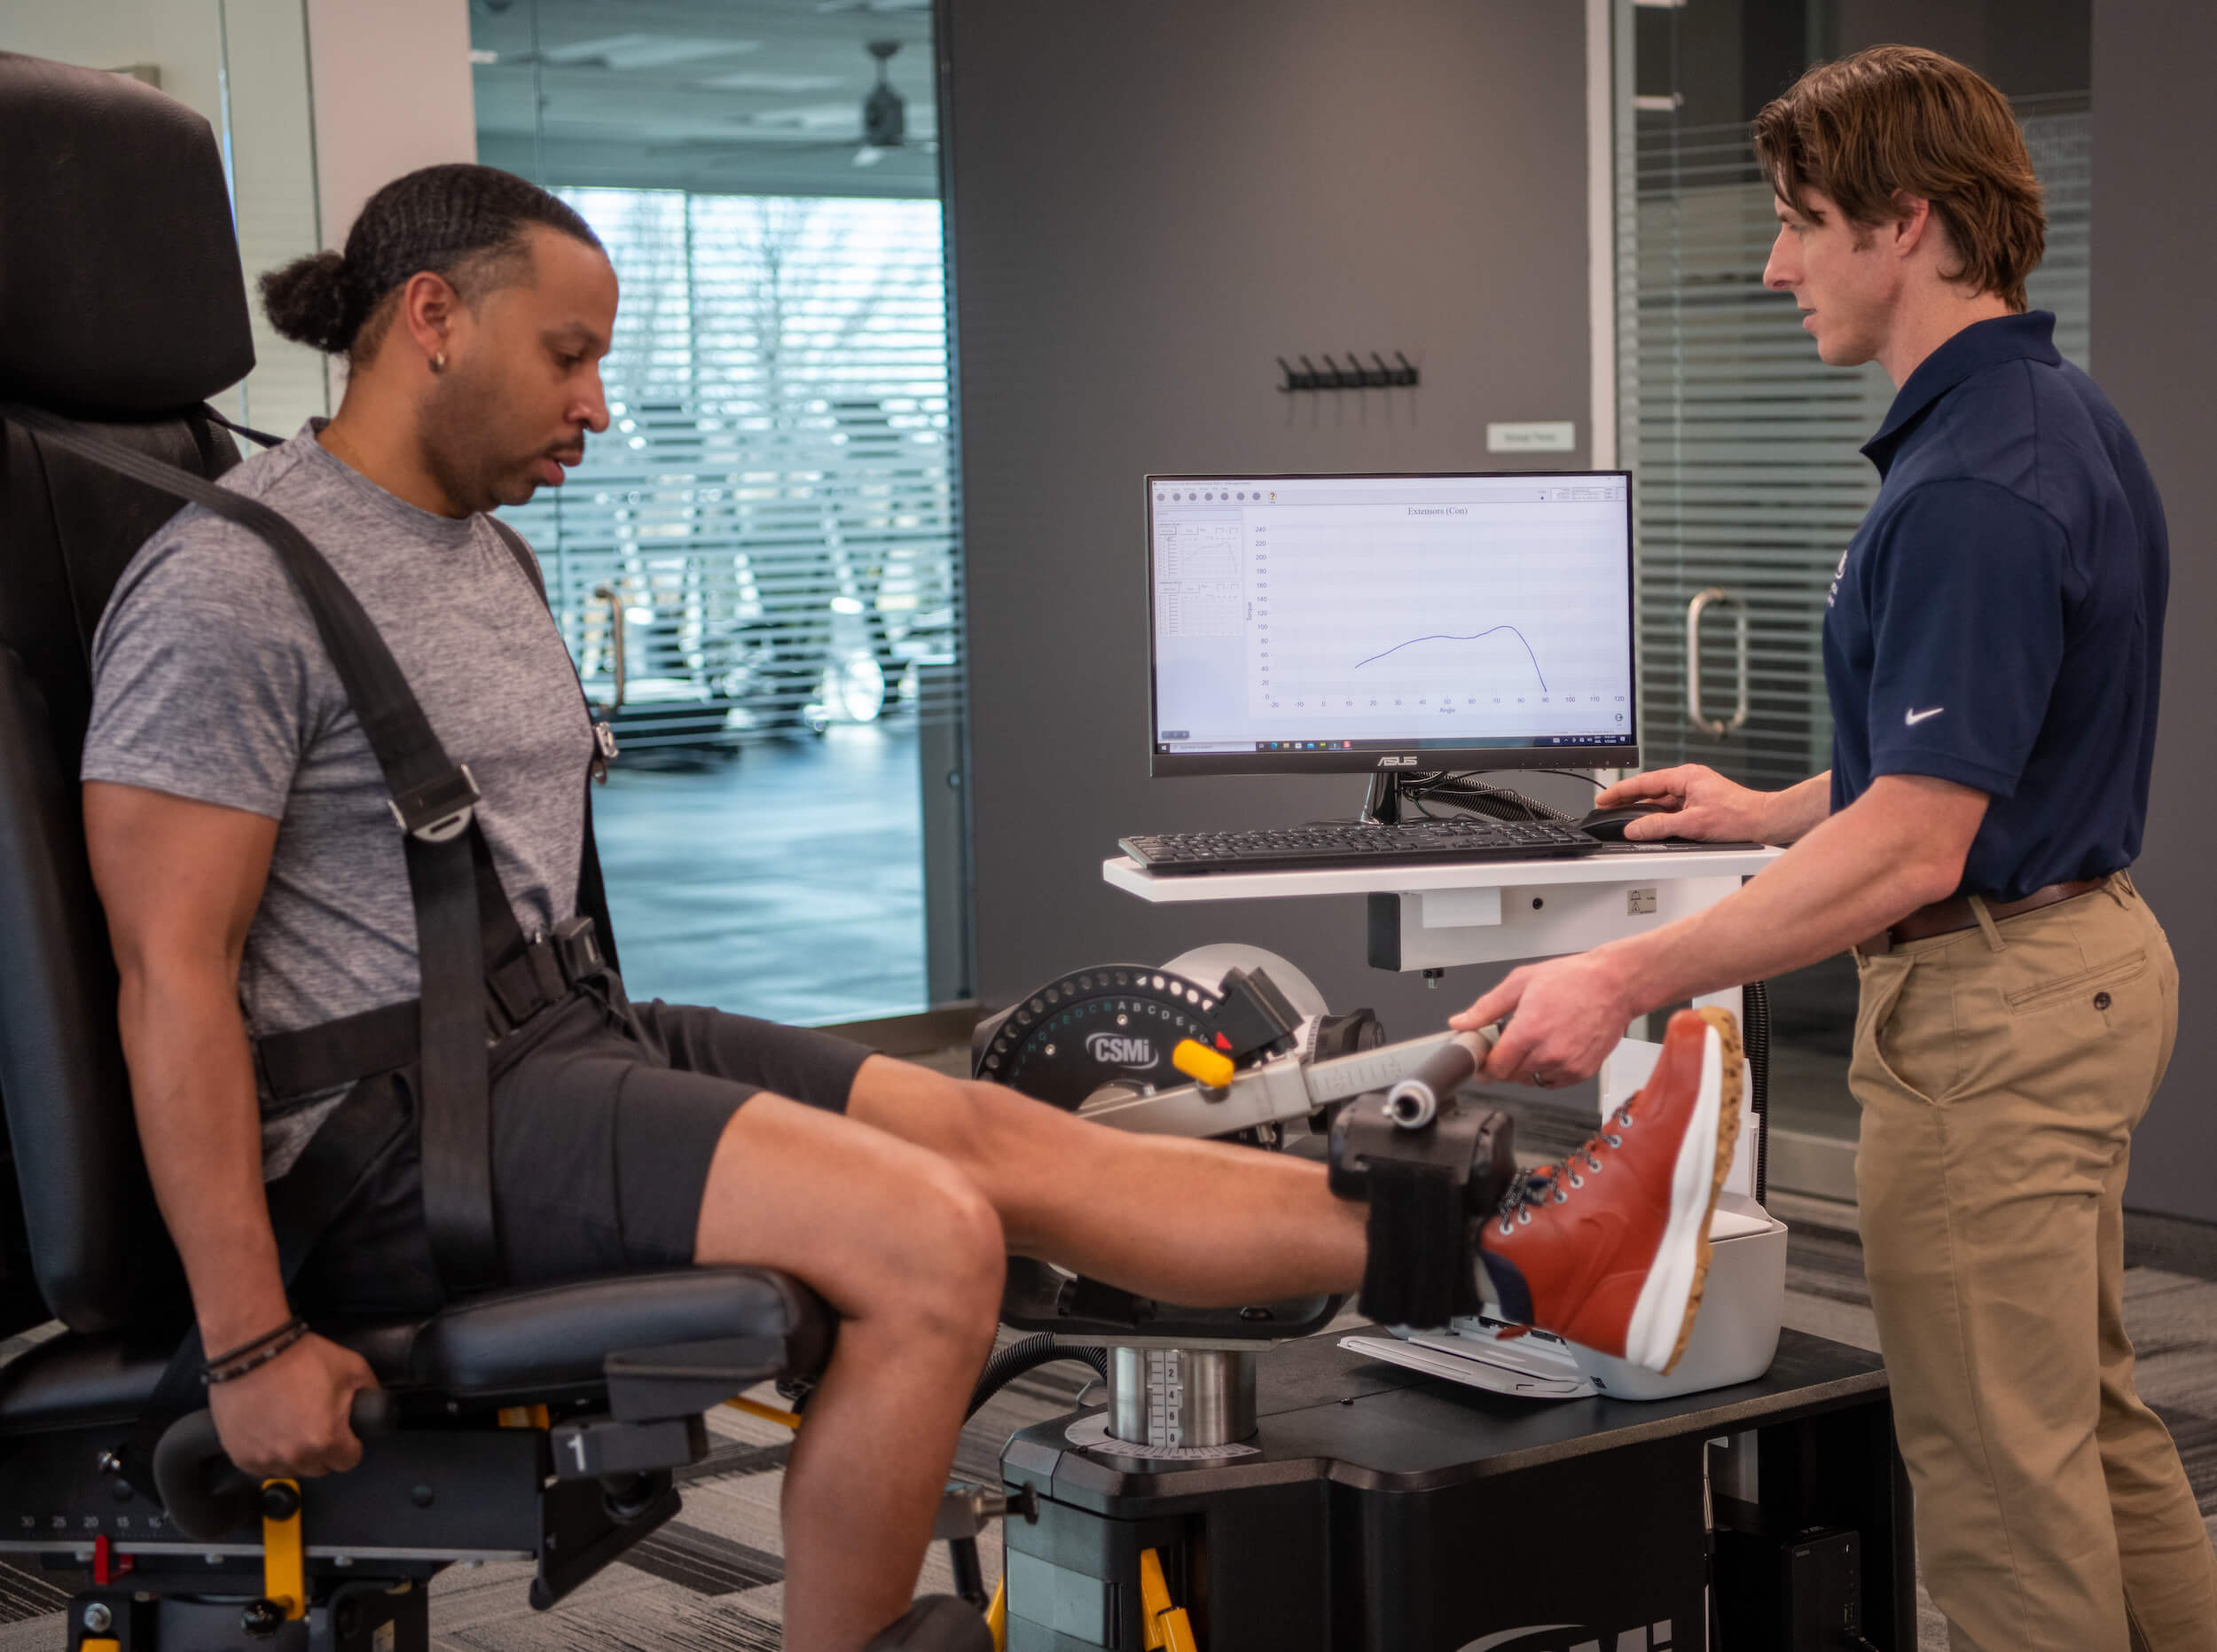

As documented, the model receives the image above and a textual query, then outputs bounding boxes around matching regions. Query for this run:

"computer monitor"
[1147,471,1636,778]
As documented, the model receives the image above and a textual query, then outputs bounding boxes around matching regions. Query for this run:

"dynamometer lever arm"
[1074,1025,1497,1139]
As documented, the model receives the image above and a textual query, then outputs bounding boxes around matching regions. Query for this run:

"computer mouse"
[1578,800,1680,842]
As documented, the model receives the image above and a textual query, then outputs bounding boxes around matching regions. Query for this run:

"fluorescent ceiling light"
[699,70,846,92]
[542,35,762,71]
[737,102,858,132]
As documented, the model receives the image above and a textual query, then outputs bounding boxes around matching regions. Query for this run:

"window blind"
[498,189,961,748]
[1621,101,2091,790]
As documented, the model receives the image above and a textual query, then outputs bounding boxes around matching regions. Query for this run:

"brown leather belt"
[1858,877,2107,956]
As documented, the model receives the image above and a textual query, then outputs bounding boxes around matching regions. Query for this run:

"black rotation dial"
[973,964,1233,1110]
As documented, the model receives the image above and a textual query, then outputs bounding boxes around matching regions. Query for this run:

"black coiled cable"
[967,1334,1109,1421]
[1743,978,1771,1205]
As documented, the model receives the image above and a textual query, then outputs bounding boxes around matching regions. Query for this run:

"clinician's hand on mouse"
[1588,763,1770,842]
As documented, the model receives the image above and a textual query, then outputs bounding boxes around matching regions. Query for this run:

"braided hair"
[260,163,601,362]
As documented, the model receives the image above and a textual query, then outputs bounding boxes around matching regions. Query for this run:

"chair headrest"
[0,52,255,416]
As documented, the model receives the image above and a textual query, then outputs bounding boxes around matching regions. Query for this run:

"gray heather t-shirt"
[82,426,591,1175]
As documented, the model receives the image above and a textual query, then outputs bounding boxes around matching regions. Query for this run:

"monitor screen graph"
[1148,472,1635,776]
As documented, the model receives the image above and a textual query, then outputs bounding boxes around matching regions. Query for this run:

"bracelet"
[201,1316,309,1386]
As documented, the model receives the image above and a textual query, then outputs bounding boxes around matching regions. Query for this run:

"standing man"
[1456,46,2214,1652]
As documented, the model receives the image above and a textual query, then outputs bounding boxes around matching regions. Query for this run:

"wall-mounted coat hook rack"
[1277,350,1419,392]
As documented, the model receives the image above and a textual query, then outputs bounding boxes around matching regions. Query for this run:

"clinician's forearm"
[1610,779,1978,1007]
[116,967,291,1352]
[1762,772,1834,843]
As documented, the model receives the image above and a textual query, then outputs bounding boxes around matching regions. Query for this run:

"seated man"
[82,163,1739,1652]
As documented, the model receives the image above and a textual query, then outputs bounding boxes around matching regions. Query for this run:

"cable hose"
[1742,978,1771,1205]
[967,1334,1109,1421]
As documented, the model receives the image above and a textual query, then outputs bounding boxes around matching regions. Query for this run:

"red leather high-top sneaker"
[1477,1006,1743,1373]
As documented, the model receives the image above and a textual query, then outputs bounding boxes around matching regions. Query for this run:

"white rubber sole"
[1621,1009,1743,1373]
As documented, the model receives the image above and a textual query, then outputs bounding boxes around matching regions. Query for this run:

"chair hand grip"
[153,1390,396,1539]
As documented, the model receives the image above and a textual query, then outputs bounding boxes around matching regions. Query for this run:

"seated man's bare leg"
[692,1093,1005,1652]
[847,1058,1368,1304]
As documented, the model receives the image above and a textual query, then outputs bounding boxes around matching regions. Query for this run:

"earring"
[430,351,447,373]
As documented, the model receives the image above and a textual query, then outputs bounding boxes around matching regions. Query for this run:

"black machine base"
[999,1331,1914,1652]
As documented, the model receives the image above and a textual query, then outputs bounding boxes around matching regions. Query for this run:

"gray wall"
[944,0,1594,1034]
[1836,0,2092,98]
[2092,0,2217,1222]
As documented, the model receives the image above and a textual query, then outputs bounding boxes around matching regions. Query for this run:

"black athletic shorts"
[290,972,872,1317]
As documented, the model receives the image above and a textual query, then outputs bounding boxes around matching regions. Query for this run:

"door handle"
[1686,587,1749,737]
[593,583,628,711]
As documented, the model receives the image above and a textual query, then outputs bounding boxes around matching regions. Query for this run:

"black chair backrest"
[0,51,257,1335]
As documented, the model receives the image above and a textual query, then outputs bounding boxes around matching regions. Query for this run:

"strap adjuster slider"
[389,764,481,842]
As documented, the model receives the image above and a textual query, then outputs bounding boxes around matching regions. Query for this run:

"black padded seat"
[341,1269,834,1398]
[0,1332,166,1433]
[0,1269,831,1434]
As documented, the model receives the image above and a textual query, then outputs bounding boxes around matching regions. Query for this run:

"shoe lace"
[1494,1104,1633,1237]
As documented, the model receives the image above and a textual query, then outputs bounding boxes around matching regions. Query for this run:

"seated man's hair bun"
[258,250,358,356]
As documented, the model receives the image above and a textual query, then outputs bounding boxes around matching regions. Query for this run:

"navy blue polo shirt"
[1821,311,2167,903]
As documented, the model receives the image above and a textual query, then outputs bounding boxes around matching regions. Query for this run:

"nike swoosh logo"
[1905,706,1945,726]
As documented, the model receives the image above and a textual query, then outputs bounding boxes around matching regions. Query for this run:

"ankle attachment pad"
[1328,1095,1516,1328]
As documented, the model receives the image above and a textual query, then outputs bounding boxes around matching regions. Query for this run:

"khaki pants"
[1853,873,2217,1651]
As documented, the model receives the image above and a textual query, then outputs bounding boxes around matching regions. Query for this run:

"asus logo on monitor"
[1377,755,1419,768]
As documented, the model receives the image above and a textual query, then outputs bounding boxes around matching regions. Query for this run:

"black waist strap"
[255,917,610,1101]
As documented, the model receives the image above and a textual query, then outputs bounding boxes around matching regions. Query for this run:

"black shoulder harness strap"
[483,517,620,977]
[2,402,610,1298]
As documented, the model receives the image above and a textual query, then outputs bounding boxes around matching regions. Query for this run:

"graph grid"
[1248,513,1631,730]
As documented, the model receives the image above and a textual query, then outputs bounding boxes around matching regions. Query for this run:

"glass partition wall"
[471,0,968,1028]
[1614,0,2091,1198]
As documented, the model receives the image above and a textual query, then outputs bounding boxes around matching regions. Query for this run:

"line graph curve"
[1351,625,1548,692]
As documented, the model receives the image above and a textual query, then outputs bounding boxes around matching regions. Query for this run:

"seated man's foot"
[1477,1006,1743,1372]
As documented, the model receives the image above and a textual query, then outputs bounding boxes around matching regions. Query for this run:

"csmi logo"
[1458,1623,1672,1652]
[1085,1031,1158,1069]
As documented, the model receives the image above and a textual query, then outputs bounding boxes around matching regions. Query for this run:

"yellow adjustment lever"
[261,1478,306,1621]
[725,1395,803,1431]
[1170,1038,1235,1091]
[986,1577,1007,1651]
[1138,1548,1199,1652]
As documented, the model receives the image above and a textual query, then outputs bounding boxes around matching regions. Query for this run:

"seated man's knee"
[874,1161,1005,1347]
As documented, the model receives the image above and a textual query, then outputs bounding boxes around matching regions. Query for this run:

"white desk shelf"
[1102,845,1782,971]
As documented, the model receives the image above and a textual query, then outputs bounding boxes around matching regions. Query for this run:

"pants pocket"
[2002,948,2148,1015]
[1853,958,1936,1106]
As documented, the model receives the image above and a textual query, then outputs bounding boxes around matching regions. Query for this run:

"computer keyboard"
[1118,816,1602,874]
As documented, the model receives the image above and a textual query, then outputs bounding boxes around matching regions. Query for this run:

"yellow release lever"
[1170,1038,1235,1091]
[1138,1548,1199,1652]
[261,1478,305,1620]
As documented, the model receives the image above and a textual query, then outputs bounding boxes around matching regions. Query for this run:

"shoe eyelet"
[1604,1132,1623,1149]
[1551,1185,1569,1204]
[1568,1171,1584,1189]
[1498,1219,1513,1238]
[1517,1208,1532,1225]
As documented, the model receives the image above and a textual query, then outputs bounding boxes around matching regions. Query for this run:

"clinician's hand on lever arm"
[1453,772,1988,1086]
[1594,764,1836,845]
[85,781,376,1480]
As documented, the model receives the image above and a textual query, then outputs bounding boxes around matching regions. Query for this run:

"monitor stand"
[1359,770,1414,825]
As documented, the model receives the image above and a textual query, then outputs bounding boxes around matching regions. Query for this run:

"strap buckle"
[553,914,605,982]
[388,764,481,842]
[591,718,619,783]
